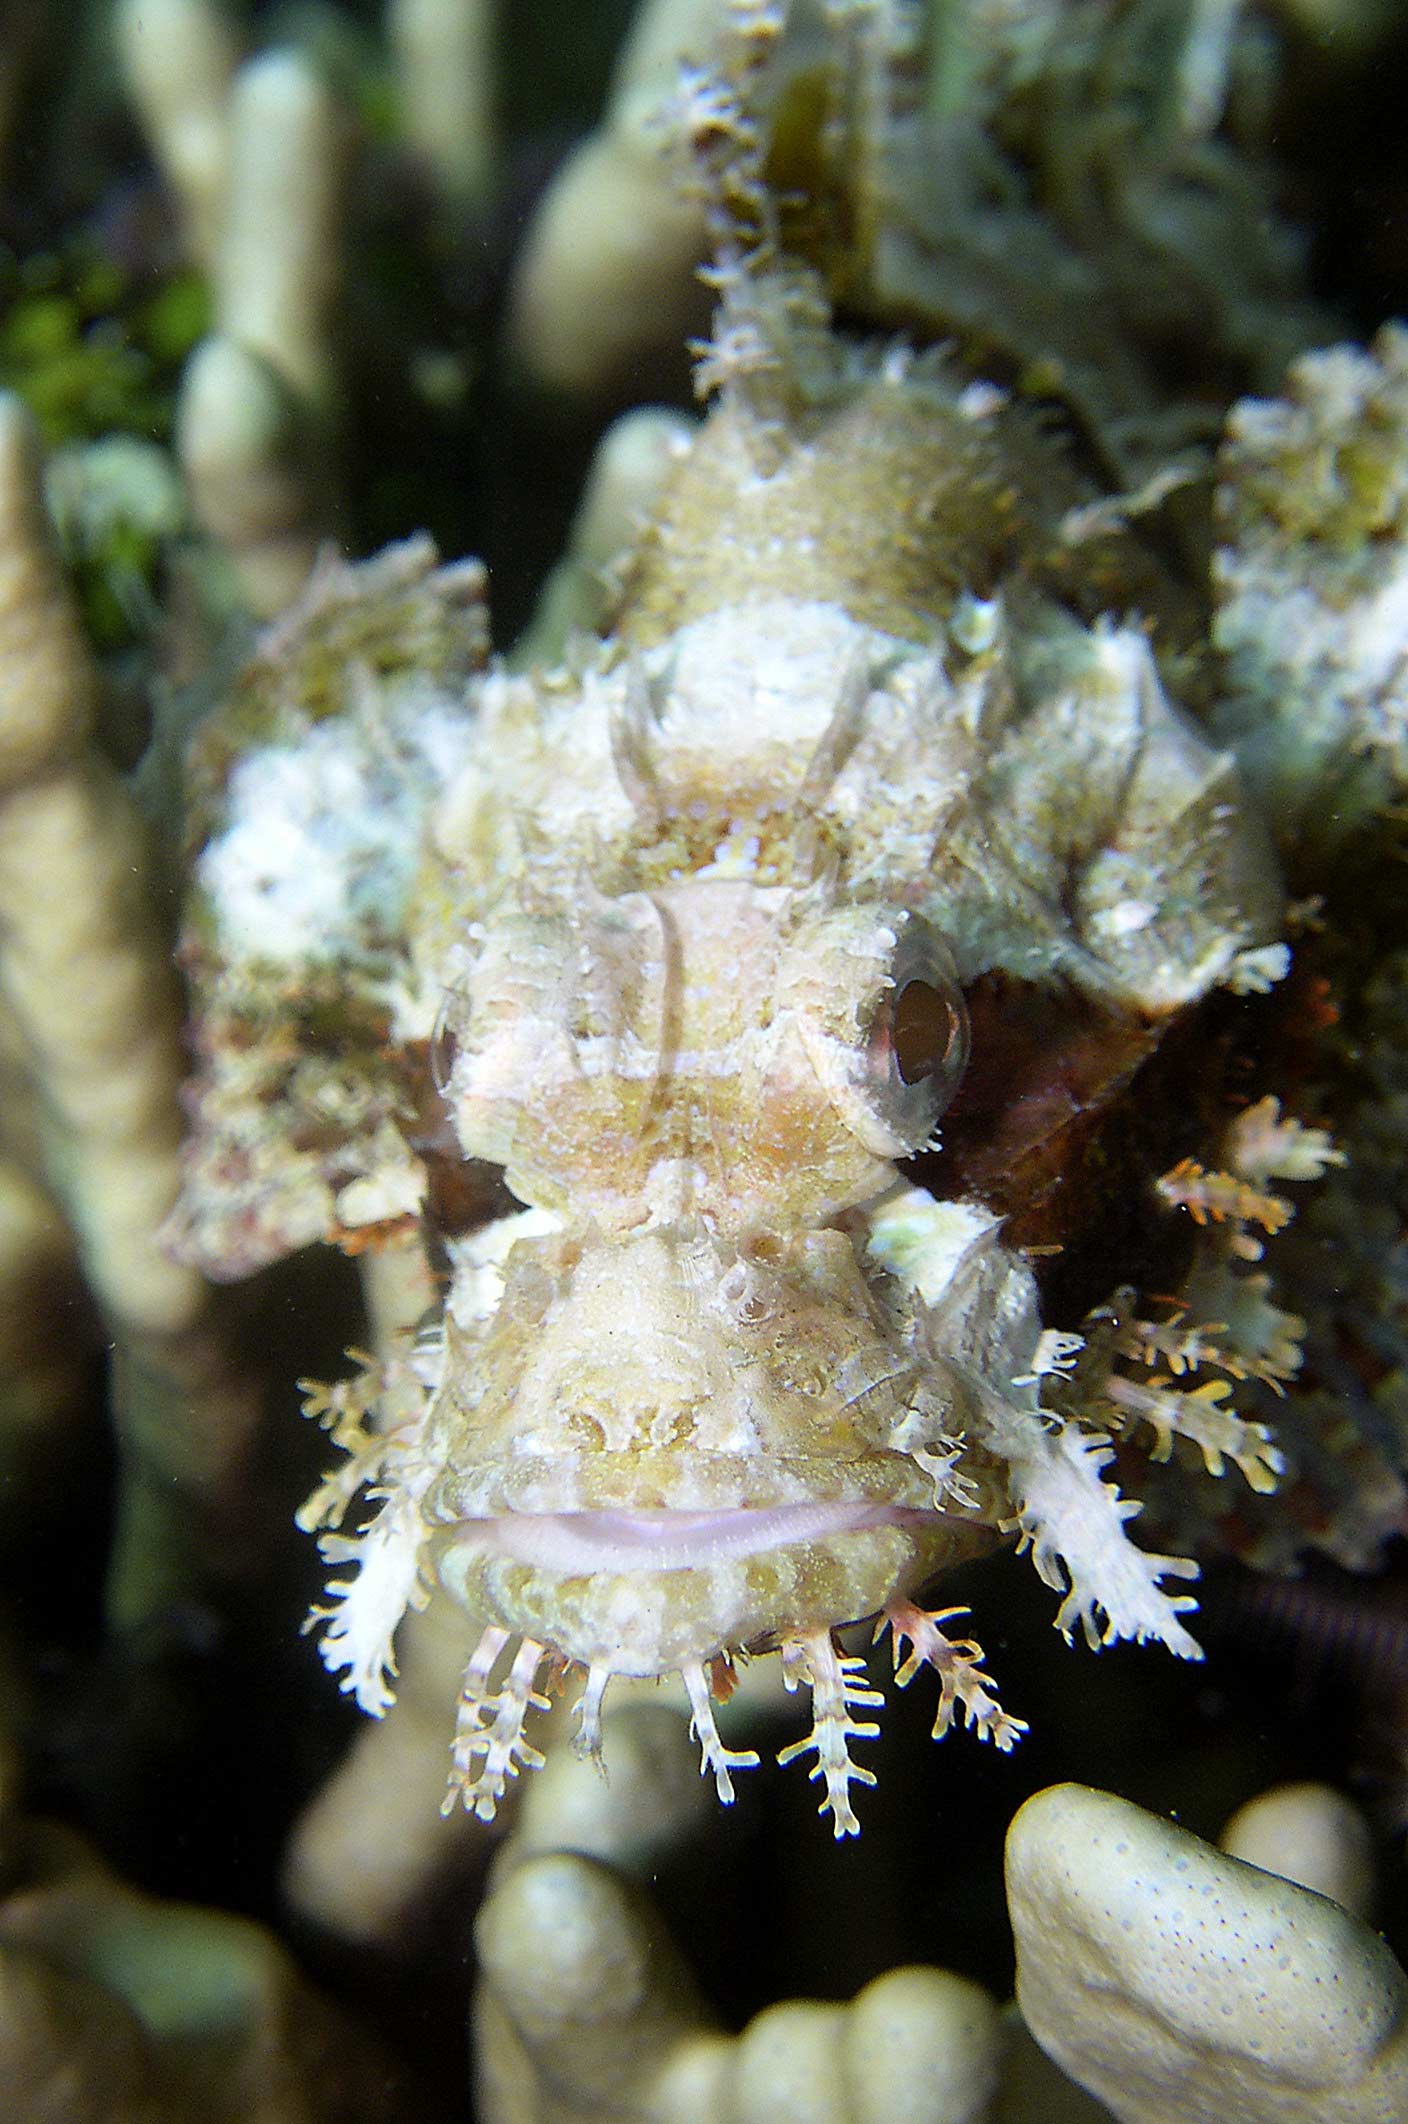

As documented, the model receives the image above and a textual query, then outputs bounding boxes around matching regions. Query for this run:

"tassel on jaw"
[682,1661,760,1803]
[776,1629,884,1838]
[881,1600,1027,1750]
[428,1597,1029,1835]
[442,1626,550,1822]
[440,1640,766,1818]
[572,1661,612,1767]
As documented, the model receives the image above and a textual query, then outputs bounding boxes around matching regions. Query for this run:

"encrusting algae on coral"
[167,0,1407,1837]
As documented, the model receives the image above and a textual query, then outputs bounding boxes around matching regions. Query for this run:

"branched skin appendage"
[297,1349,439,1719]
[777,1631,885,1840]
[178,39,1372,1835]
[682,1663,760,1804]
[443,1630,552,1823]
[882,1600,1028,1756]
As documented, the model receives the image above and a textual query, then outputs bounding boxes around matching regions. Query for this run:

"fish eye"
[849,921,968,1155]
[783,910,971,1160]
[857,933,969,1152]
[885,976,969,1090]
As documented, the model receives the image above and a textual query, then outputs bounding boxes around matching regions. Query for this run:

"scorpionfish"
[169,17,1400,1834]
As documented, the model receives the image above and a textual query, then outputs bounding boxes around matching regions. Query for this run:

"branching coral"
[479,1857,1006,2124]
[0,1720,417,2124]
[1213,324,1408,848]
[386,0,499,214]
[473,1696,1400,2124]
[0,392,275,1627]
[119,4,352,616]
[0,394,196,1339]
[475,1701,1008,2124]
[117,0,242,271]
[1220,1781,1376,1917]
[505,0,752,397]
[1008,1782,1408,2124]
[512,405,697,668]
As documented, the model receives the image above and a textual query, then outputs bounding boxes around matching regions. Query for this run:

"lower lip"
[460,1501,936,1573]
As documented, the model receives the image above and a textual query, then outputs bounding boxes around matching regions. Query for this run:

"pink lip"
[462,1501,936,1573]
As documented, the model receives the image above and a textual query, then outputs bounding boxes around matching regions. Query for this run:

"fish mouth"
[457,1500,940,1574]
